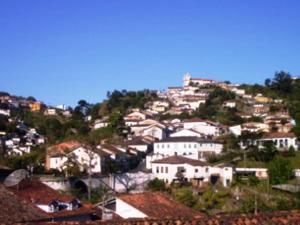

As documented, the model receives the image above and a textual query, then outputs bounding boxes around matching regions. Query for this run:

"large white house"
[146,137,223,169]
[240,132,298,150]
[46,142,102,173]
[151,155,233,187]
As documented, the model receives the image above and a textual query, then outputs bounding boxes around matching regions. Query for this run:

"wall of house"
[153,141,223,160]
[152,163,211,184]
[170,129,202,138]
[49,156,67,171]
[142,127,165,140]
[129,145,148,153]
[259,137,298,150]
[116,198,147,219]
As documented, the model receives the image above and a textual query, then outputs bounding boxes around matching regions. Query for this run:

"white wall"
[170,129,202,138]
[153,141,223,160]
[115,198,147,219]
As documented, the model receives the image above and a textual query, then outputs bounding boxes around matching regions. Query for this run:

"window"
[195,168,198,173]
[285,139,288,146]
[157,144,159,149]
[156,167,159,173]
[184,144,186,148]
[165,167,168,173]
[167,144,170,148]
[174,152,178,155]
[162,144,164,148]
[189,152,192,155]
[205,167,209,173]
[161,167,164,173]
[194,144,197,148]
[188,144,191,148]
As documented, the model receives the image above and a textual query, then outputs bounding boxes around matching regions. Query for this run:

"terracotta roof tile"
[0,184,47,223]
[262,132,296,139]
[118,192,204,219]
[152,155,208,167]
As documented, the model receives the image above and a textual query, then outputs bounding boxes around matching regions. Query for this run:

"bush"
[172,188,197,208]
[147,178,166,192]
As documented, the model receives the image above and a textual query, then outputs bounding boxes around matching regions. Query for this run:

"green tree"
[268,156,294,185]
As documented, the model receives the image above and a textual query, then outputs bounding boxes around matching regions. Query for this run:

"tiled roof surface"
[152,155,208,167]
[0,184,47,223]
[47,140,82,156]
[10,179,73,205]
[262,132,296,139]
[118,192,204,219]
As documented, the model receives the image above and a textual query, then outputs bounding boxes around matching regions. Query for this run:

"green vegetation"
[268,156,295,185]
[147,178,167,192]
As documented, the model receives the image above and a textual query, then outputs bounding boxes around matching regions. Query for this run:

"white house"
[170,129,203,138]
[146,137,223,169]
[44,108,57,116]
[94,118,109,129]
[258,132,298,150]
[223,101,236,108]
[141,124,166,140]
[240,132,298,150]
[124,112,147,121]
[183,118,224,136]
[151,155,233,187]
[47,145,102,173]
[0,109,10,116]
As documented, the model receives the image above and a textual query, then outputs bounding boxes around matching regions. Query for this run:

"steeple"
[183,73,191,86]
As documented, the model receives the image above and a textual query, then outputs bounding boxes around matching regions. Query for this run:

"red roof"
[262,132,296,139]
[0,184,47,223]
[118,192,204,219]
[152,155,208,167]
[10,179,73,205]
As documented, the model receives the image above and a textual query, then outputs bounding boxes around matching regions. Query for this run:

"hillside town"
[1,72,300,224]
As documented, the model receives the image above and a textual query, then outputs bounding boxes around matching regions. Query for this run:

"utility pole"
[254,194,258,215]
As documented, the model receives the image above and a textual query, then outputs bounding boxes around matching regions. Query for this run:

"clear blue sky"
[1,0,299,106]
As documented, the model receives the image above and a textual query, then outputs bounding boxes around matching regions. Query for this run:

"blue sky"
[0,0,299,106]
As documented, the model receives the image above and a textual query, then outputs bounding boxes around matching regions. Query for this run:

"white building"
[151,155,233,187]
[93,118,109,129]
[0,109,10,116]
[258,132,298,150]
[146,137,223,169]
[240,132,298,150]
[183,118,224,136]
[183,73,217,87]
[170,129,203,138]
[47,146,102,173]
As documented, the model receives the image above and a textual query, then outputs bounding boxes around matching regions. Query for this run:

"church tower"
[183,73,191,86]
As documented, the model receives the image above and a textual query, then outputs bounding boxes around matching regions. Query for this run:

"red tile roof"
[152,155,208,167]
[10,179,73,205]
[0,184,47,223]
[47,140,82,156]
[262,132,296,139]
[118,192,204,219]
